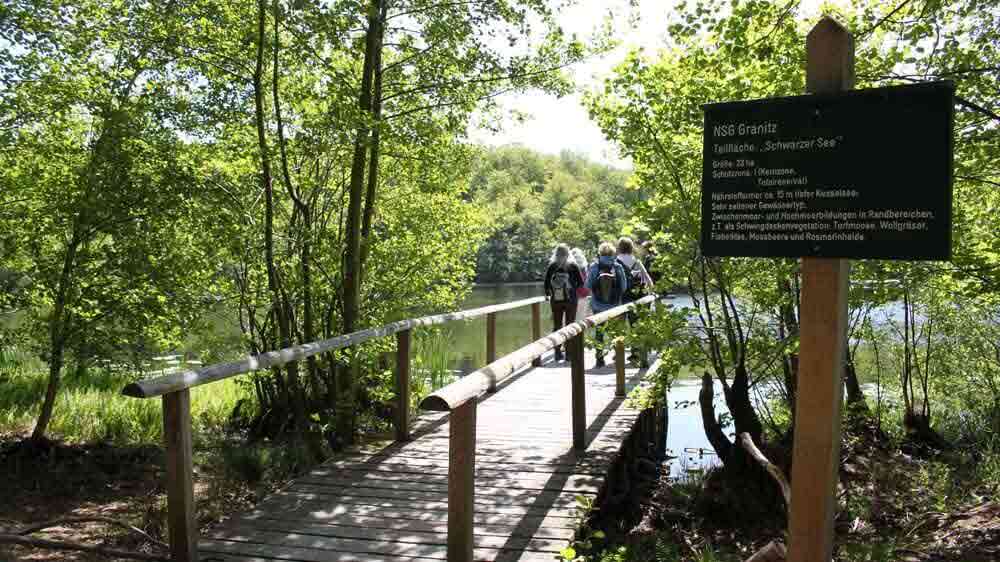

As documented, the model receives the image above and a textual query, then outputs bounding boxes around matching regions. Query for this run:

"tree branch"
[739,432,790,513]
[16,516,167,550]
[0,534,167,562]
[857,0,913,38]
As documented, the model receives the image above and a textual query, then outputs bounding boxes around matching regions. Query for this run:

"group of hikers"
[542,237,657,366]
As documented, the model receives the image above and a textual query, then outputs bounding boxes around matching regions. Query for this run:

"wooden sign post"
[787,17,853,562]
[700,12,953,560]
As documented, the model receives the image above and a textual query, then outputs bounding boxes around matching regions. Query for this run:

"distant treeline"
[468,146,644,283]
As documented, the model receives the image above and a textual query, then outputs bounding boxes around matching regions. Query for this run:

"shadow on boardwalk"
[200,349,654,562]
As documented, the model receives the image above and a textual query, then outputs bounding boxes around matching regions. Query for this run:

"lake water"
[443,283,555,374]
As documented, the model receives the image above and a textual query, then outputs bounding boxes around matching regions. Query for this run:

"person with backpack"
[571,247,591,320]
[616,237,654,363]
[544,244,583,361]
[585,242,627,367]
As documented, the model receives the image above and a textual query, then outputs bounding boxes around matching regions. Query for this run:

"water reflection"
[665,378,723,479]
[446,283,552,374]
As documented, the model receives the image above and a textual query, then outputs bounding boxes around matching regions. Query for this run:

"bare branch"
[17,516,167,550]
[0,534,167,562]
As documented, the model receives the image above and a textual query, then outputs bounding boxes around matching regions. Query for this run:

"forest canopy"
[469,145,642,282]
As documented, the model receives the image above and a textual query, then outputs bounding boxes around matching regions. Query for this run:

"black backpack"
[550,267,571,302]
[618,258,645,300]
[594,261,620,305]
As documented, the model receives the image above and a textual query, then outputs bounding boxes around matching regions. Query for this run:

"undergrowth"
[0,367,245,443]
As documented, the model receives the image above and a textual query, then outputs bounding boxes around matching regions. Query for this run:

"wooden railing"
[121,295,546,562]
[418,294,657,562]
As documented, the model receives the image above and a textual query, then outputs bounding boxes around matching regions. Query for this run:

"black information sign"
[700,81,954,260]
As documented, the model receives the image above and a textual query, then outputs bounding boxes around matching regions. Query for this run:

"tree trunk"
[778,276,799,416]
[726,363,764,447]
[699,371,733,463]
[268,0,312,437]
[255,0,305,435]
[360,0,385,275]
[32,237,79,442]
[338,0,382,445]
[844,357,867,410]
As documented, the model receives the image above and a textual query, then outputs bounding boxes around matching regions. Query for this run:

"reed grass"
[0,365,246,444]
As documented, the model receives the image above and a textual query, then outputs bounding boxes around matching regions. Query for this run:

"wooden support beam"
[486,312,497,372]
[447,400,476,562]
[531,302,542,367]
[570,334,586,451]
[395,329,411,442]
[162,390,197,562]
[614,338,626,397]
[789,258,848,562]
[787,21,854,562]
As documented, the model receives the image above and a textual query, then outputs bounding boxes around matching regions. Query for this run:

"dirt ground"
[618,415,1000,562]
[0,435,255,562]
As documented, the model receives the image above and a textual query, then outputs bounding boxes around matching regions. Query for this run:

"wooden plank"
[265,489,582,518]
[352,439,630,460]
[317,458,610,476]
[333,447,619,468]
[207,524,568,553]
[199,539,428,562]
[332,450,621,472]
[163,389,198,562]
[395,329,411,442]
[787,17,853,562]
[292,476,600,497]
[296,472,603,494]
[200,539,555,562]
[243,497,581,528]
[284,483,590,508]
[230,514,577,540]
[448,400,476,562]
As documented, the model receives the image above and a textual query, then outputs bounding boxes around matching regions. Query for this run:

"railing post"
[530,302,541,367]
[486,312,497,366]
[615,338,626,397]
[395,329,412,441]
[448,400,477,562]
[163,389,198,562]
[570,333,586,451]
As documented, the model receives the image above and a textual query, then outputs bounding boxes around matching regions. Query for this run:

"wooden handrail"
[422,293,658,562]
[420,294,656,412]
[119,293,550,562]
[122,295,547,399]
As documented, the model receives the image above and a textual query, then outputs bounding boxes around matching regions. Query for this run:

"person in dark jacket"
[544,243,583,361]
[585,241,627,367]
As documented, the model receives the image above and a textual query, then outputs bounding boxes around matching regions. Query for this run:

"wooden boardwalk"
[199,350,653,562]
